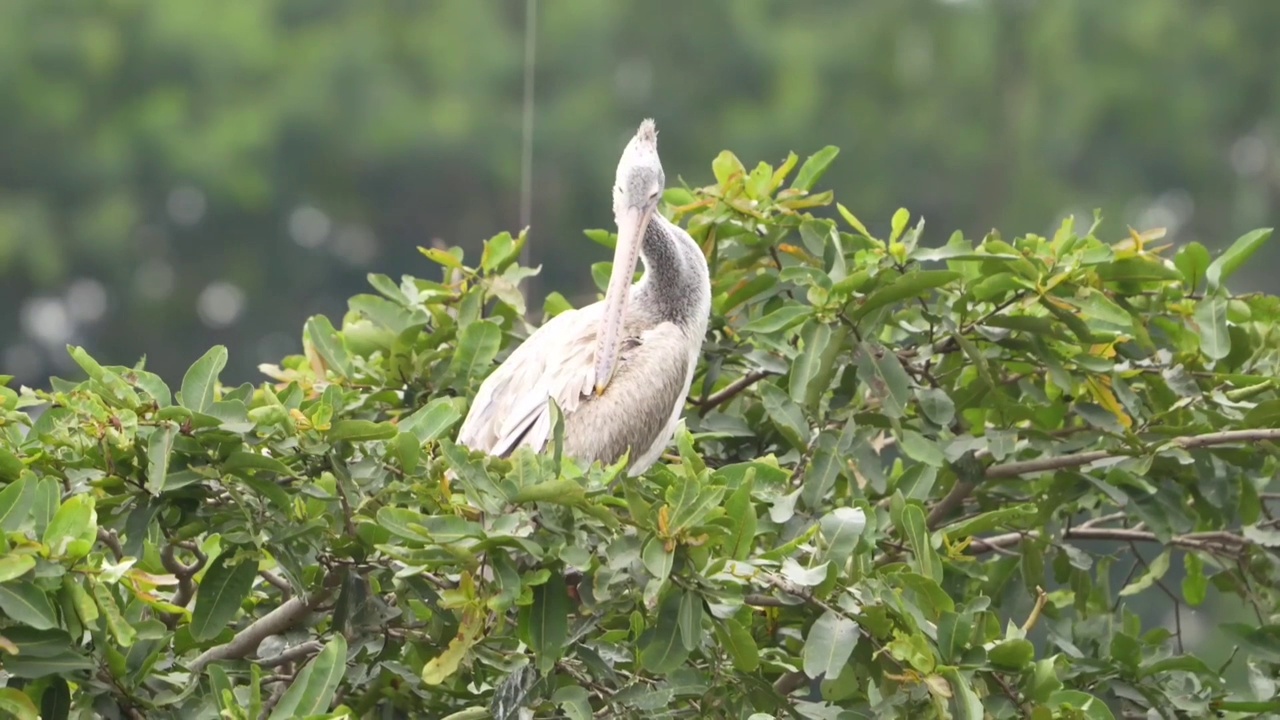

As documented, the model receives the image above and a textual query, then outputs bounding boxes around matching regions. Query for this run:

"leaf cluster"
[1,146,1279,720]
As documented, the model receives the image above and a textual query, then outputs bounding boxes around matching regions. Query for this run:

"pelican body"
[456,119,710,476]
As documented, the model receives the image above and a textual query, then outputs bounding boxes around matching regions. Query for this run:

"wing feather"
[456,303,603,457]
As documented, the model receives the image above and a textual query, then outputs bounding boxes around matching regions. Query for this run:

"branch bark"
[985,428,1280,480]
[930,428,1280,529]
[189,590,333,673]
[969,527,1251,556]
[695,370,774,413]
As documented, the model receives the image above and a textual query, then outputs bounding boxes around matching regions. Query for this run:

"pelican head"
[594,119,665,394]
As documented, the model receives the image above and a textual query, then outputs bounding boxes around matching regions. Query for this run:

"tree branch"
[969,527,1251,556]
[930,428,1280,529]
[255,640,323,668]
[985,428,1280,480]
[189,589,333,673]
[696,370,774,412]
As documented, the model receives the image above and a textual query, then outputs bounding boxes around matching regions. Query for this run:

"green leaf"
[552,685,593,720]
[326,419,398,443]
[398,397,464,442]
[40,677,71,720]
[42,494,96,558]
[899,429,946,468]
[1181,552,1207,606]
[711,150,745,187]
[723,471,758,561]
[304,315,352,378]
[91,581,136,647]
[802,610,860,679]
[1119,550,1170,597]
[224,450,296,477]
[0,688,39,720]
[4,651,94,680]
[190,552,258,641]
[757,381,810,451]
[145,422,178,495]
[638,590,690,674]
[520,572,568,673]
[1048,690,1116,720]
[791,146,839,192]
[915,387,955,427]
[901,505,940,583]
[419,246,463,270]
[713,617,760,672]
[0,447,22,482]
[178,346,228,413]
[0,554,36,583]
[641,536,673,583]
[789,321,841,410]
[801,431,842,510]
[0,474,35,532]
[988,638,1035,670]
[448,320,502,386]
[1193,295,1230,360]
[1206,228,1273,290]
[267,635,348,720]
[742,304,812,334]
[819,507,867,566]
[847,270,959,322]
[1174,241,1211,292]
[854,343,912,419]
[0,582,58,630]
[480,230,520,273]
[677,589,703,652]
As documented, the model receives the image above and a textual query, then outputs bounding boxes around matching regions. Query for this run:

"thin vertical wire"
[518,0,538,300]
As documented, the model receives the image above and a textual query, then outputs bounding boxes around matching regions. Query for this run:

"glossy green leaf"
[791,145,839,192]
[305,314,352,378]
[714,617,760,672]
[802,610,859,679]
[0,581,58,630]
[448,320,502,385]
[520,573,569,673]
[0,475,35,533]
[1206,228,1273,290]
[178,345,228,413]
[267,635,348,720]
[145,421,178,495]
[190,552,258,641]
[1193,295,1231,360]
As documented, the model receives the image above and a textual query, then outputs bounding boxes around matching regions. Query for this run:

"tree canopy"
[3,0,1280,389]
[1,144,1279,719]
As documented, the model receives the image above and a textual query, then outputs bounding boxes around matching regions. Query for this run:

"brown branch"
[189,589,334,673]
[969,527,1250,556]
[930,428,1280,529]
[260,570,293,599]
[255,640,323,668]
[696,370,774,412]
[96,528,125,562]
[160,542,207,629]
[986,428,1280,480]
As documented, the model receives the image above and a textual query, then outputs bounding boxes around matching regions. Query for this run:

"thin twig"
[969,527,1251,556]
[986,428,1280,479]
[931,428,1280,528]
[696,370,774,412]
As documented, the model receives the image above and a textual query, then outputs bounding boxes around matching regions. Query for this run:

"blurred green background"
[3,0,1278,389]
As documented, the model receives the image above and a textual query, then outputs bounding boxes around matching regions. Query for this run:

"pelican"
[455,119,711,477]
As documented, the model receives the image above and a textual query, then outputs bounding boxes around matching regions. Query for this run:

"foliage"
[5,0,1280,387]
[2,144,1280,720]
